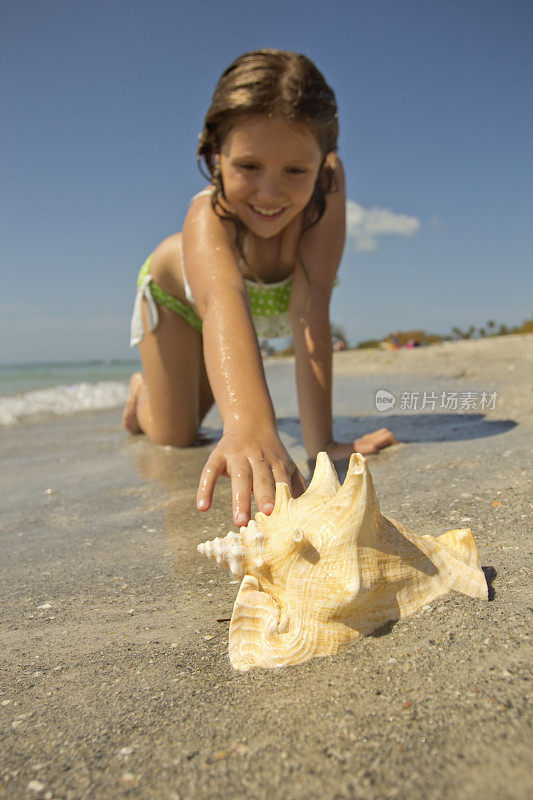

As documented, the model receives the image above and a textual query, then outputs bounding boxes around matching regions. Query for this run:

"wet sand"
[1,335,531,799]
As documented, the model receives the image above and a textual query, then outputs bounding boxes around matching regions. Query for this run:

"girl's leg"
[122,372,144,433]
[124,300,213,446]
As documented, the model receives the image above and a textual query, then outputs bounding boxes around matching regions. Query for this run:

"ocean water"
[0,361,140,426]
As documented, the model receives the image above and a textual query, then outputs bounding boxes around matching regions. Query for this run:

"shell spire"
[196,452,488,671]
[197,519,267,579]
[306,450,341,498]
[328,453,382,546]
[197,531,246,578]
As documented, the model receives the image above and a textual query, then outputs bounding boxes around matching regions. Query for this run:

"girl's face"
[217,115,323,239]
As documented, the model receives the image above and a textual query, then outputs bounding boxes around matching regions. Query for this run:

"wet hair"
[197,49,339,253]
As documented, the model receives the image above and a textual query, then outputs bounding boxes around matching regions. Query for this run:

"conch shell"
[197,452,487,671]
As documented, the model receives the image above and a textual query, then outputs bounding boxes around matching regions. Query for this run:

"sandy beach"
[1,334,531,800]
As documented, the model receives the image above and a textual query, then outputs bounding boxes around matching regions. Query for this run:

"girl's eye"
[238,163,258,171]
[286,167,308,175]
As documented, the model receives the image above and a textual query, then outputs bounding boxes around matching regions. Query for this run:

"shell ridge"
[273,481,291,514]
[260,611,320,668]
[380,517,487,600]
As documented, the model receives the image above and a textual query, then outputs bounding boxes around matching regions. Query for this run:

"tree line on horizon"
[353,318,533,350]
[265,318,531,356]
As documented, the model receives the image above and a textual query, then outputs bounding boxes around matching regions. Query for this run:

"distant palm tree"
[452,325,476,339]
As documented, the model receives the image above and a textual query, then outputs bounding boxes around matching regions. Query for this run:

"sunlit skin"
[217,116,323,242]
[123,113,398,526]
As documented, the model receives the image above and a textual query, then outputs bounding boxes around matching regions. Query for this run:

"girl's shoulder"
[184,186,237,244]
[189,186,214,205]
[181,188,247,308]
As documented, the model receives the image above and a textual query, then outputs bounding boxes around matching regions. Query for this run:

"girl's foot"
[324,429,399,461]
[122,372,144,434]
[353,428,398,455]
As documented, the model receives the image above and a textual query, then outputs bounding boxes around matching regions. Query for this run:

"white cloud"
[346,199,421,252]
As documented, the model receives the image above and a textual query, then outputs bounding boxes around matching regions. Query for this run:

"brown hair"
[197,49,339,251]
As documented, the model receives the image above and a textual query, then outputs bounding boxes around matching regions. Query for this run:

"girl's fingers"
[197,440,303,526]
[197,457,223,511]
[228,460,253,526]
[250,457,276,516]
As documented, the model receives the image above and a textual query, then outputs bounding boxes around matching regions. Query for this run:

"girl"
[124,49,397,527]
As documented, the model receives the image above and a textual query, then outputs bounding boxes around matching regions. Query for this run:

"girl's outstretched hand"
[325,429,399,459]
[196,429,307,526]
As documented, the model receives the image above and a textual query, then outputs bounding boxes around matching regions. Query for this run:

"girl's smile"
[218,115,323,238]
[248,203,288,220]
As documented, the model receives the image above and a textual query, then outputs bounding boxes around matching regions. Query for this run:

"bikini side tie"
[130,273,159,346]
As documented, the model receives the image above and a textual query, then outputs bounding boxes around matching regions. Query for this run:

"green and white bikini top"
[131,189,339,347]
[181,189,293,339]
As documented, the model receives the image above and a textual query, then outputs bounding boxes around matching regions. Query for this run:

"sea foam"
[0,381,129,426]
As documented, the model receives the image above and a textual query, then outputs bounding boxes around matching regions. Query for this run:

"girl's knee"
[150,425,197,448]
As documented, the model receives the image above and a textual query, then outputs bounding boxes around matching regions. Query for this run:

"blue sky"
[1,0,532,362]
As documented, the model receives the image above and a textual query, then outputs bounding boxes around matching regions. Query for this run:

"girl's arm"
[182,197,305,526]
[290,156,397,459]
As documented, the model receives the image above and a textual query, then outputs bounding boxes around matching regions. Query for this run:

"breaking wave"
[0,381,129,426]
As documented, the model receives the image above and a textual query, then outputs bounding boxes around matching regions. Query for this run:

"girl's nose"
[256,172,282,203]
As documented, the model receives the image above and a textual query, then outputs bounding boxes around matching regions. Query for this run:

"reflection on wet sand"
[127,438,233,576]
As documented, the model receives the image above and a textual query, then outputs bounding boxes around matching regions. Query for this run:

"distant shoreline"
[1,334,529,429]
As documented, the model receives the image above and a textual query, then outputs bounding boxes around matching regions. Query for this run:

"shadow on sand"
[358,412,516,443]
[482,566,497,601]
[193,411,516,456]
[278,412,516,446]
